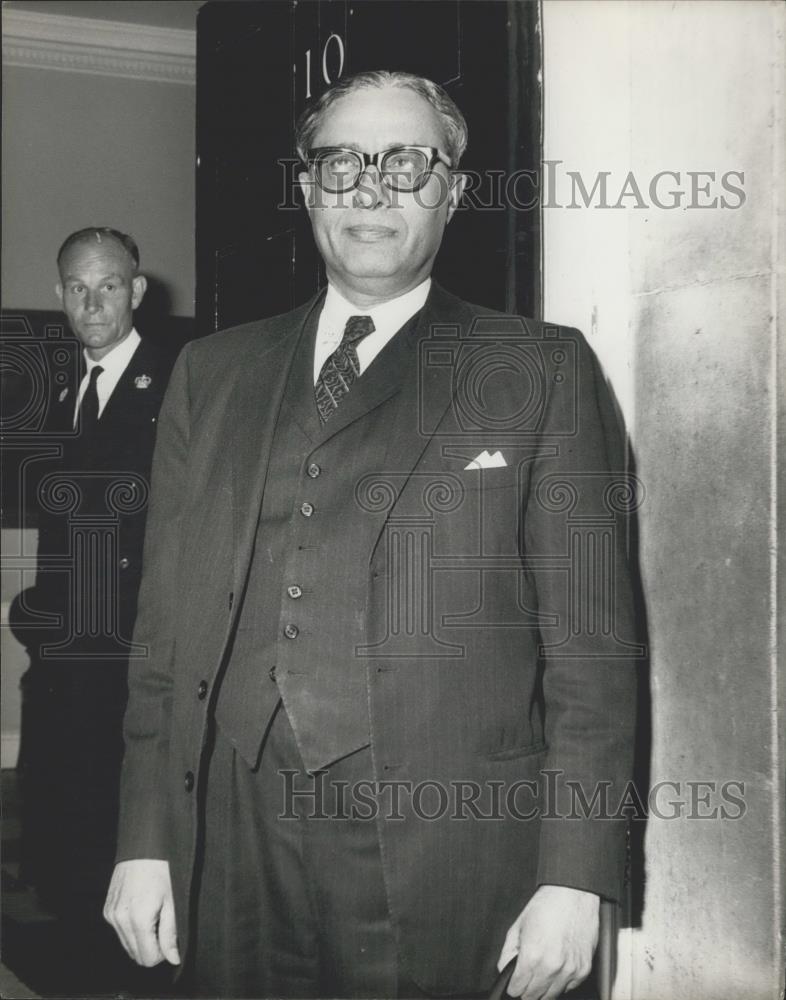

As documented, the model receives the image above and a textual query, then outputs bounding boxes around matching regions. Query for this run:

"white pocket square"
[464,450,507,470]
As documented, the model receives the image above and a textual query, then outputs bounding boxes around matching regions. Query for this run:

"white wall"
[2,58,195,314]
[542,2,784,998]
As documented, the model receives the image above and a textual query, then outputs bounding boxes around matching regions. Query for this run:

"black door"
[196,0,541,333]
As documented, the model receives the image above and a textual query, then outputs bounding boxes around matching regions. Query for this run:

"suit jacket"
[117,285,639,993]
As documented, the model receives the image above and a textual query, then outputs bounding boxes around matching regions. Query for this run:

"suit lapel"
[278,312,322,442]
[229,292,323,597]
[52,381,77,435]
[364,284,475,562]
[98,338,158,428]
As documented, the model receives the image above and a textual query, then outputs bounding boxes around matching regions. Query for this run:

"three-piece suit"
[117,284,639,994]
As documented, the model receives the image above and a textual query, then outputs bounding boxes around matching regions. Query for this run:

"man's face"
[299,86,464,305]
[56,237,147,360]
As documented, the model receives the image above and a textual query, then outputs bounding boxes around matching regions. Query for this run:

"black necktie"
[315,315,375,422]
[79,365,104,432]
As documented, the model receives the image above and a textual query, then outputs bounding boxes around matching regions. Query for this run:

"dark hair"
[57,227,140,272]
[294,70,468,167]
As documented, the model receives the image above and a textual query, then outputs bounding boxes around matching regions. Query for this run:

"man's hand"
[497,885,599,999]
[103,859,181,967]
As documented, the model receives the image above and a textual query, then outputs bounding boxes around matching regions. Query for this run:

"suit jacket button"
[119,557,130,570]
[307,463,321,478]
[300,501,314,517]
[284,623,299,639]
[184,771,194,792]
[287,585,302,599]
[197,680,208,700]
[269,666,277,681]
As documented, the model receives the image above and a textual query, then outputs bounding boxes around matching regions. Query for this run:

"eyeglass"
[305,145,452,193]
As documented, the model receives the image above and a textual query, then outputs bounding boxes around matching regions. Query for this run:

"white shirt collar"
[314,279,431,383]
[75,328,141,423]
[83,326,141,378]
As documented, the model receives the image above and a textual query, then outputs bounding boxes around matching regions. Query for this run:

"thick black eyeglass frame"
[305,145,453,193]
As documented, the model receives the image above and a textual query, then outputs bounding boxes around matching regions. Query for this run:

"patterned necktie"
[79,365,104,432]
[315,314,375,422]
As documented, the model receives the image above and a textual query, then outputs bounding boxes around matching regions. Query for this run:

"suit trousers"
[190,702,410,999]
[188,703,601,1000]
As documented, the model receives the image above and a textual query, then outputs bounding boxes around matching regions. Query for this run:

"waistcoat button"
[284,623,299,639]
[300,502,314,517]
[184,771,195,792]
[307,463,321,478]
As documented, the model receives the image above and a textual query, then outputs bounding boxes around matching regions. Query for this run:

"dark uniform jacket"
[19,334,175,912]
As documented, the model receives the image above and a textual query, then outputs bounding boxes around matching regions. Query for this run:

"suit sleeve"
[115,345,192,861]
[527,328,639,903]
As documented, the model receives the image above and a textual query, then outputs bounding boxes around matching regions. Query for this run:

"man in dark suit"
[17,228,176,980]
[105,75,639,999]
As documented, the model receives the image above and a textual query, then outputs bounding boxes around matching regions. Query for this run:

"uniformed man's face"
[56,237,147,361]
[299,86,464,305]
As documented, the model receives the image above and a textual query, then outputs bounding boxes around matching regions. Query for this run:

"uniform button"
[287,585,303,599]
[269,666,277,681]
[284,623,299,639]
[300,502,314,517]
[197,680,208,700]
[119,557,130,570]
[307,463,321,478]
[184,771,194,792]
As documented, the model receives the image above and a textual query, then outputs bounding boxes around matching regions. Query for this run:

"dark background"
[196,0,542,331]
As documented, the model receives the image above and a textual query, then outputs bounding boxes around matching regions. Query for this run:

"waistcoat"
[214,306,420,771]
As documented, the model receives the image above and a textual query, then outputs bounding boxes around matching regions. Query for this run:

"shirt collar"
[321,279,431,337]
[83,327,141,375]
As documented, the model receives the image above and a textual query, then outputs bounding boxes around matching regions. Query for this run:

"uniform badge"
[135,374,152,389]
[58,388,69,402]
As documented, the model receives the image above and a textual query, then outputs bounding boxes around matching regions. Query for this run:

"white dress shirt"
[313,279,431,384]
[73,328,141,426]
